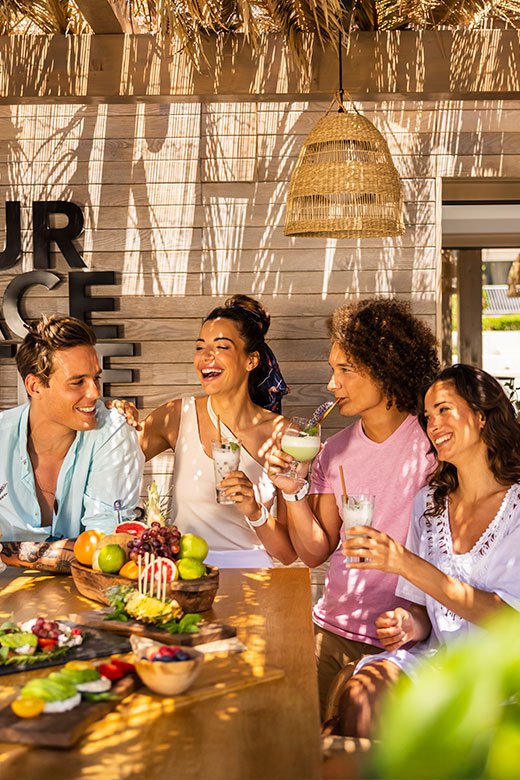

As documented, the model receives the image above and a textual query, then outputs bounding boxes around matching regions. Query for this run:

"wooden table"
[0,566,322,780]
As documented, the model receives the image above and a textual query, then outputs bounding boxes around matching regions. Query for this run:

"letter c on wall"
[3,270,61,338]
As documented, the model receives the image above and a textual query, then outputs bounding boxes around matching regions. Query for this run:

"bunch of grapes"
[127,521,181,562]
[31,618,60,640]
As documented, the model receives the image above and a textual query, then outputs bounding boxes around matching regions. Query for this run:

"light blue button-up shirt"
[0,401,145,541]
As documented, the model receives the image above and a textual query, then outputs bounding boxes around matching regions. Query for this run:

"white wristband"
[282,481,310,502]
[247,504,269,528]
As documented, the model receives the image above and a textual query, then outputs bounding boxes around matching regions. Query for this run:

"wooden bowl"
[132,642,203,696]
[70,561,219,613]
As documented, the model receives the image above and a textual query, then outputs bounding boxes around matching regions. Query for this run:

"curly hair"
[329,298,439,413]
[418,364,520,518]
[16,315,96,386]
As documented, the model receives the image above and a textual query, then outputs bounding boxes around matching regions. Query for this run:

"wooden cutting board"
[70,609,236,646]
[0,673,138,748]
[0,622,132,677]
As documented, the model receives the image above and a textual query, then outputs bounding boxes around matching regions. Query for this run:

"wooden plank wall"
[1,95,519,492]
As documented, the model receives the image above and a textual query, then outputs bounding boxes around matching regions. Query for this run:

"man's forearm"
[286,500,334,567]
[0,539,76,573]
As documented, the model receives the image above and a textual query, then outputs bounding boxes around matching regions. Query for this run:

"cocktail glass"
[211,439,242,505]
[280,417,321,478]
[342,494,375,563]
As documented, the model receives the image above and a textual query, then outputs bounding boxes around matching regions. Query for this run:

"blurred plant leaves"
[369,607,520,779]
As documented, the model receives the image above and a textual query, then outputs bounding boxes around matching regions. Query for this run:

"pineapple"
[144,481,169,527]
[124,591,181,624]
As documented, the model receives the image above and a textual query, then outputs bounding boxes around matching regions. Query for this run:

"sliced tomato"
[37,637,58,650]
[97,662,125,680]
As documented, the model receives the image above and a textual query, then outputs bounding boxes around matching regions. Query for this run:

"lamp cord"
[338,28,344,113]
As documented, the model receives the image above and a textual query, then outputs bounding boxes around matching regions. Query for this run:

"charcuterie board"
[70,609,236,647]
[0,622,131,677]
[0,673,138,748]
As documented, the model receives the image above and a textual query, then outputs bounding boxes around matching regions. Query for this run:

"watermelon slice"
[115,521,147,537]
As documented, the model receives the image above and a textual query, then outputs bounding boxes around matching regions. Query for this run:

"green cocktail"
[281,417,321,478]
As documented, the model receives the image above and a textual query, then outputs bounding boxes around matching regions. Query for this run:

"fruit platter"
[70,483,219,613]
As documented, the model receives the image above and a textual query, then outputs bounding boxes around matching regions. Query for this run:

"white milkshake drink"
[342,494,375,563]
[211,439,241,504]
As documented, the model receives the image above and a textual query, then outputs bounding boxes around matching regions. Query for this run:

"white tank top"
[171,396,275,566]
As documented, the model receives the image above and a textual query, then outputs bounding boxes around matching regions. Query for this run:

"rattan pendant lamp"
[284,31,405,238]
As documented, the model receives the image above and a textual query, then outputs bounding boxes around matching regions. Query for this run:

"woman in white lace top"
[334,364,520,737]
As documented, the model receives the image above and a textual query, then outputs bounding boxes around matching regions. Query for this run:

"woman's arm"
[345,528,512,626]
[218,473,297,564]
[139,400,181,461]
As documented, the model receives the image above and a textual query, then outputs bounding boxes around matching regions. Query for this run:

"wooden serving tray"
[70,561,219,612]
[70,609,237,647]
[0,673,138,748]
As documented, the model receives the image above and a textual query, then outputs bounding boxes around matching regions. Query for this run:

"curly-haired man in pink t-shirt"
[268,298,439,719]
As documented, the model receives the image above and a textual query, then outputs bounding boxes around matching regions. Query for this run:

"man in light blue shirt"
[0,315,144,550]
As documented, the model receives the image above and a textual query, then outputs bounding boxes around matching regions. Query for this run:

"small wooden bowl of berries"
[131,636,203,696]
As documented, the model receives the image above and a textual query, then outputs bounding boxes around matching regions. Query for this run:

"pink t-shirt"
[311,415,433,647]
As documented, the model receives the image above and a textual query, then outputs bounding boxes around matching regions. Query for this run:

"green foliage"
[369,609,520,779]
[482,315,520,331]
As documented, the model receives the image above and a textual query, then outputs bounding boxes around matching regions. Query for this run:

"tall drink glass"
[342,494,375,563]
[280,417,321,478]
[211,439,241,504]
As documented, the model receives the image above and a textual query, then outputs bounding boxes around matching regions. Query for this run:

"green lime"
[97,544,126,574]
[177,557,206,580]
[178,533,209,561]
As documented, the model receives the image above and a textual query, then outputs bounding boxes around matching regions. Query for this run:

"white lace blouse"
[356,483,520,678]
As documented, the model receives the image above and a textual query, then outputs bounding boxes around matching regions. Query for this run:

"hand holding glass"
[280,417,321,478]
[342,494,375,562]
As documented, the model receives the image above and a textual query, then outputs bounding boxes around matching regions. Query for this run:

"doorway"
[441,179,520,394]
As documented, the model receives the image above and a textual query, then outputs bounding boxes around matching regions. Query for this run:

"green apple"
[178,533,209,562]
[177,557,206,580]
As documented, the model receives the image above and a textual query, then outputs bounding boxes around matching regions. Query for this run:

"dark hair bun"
[224,294,270,336]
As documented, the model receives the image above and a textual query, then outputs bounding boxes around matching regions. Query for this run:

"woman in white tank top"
[138,295,297,569]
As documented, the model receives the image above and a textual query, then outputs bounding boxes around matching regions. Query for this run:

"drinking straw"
[217,415,222,444]
[144,552,150,596]
[317,397,340,424]
[162,563,167,602]
[339,465,348,503]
